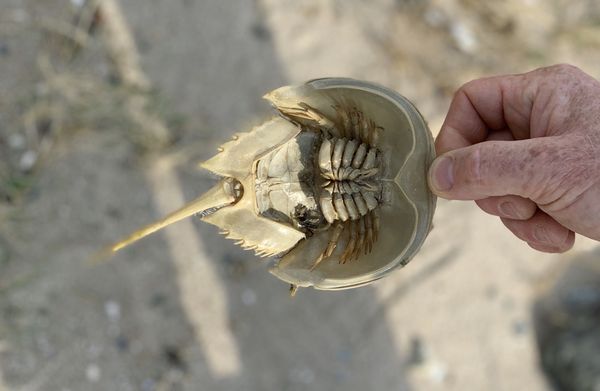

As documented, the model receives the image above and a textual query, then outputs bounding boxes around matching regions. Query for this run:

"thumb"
[428,137,565,201]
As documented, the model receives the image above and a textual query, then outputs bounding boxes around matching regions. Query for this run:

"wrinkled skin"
[429,64,600,252]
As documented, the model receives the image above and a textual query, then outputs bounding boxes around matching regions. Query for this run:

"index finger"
[435,73,534,155]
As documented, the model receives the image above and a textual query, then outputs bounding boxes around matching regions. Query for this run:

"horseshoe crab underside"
[107,78,436,292]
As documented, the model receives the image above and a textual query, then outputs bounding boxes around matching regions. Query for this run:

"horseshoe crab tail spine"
[99,177,243,258]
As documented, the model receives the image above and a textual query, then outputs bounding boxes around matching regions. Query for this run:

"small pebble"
[86,364,101,382]
[450,22,477,53]
[427,361,448,384]
[104,300,121,321]
[19,150,37,171]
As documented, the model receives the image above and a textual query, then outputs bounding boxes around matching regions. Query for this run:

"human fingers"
[428,136,567,202]
[473,123,537,221]
[448,114,530,219]
[476,195,537,220]
[435,74,534,155]
[501,210,575,253]
[470,130,535,219]
[436,64,600,156]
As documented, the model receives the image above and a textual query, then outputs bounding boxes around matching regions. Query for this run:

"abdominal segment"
[317,137,380,224]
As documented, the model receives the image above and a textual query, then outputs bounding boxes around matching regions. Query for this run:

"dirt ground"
[1,0,600,390]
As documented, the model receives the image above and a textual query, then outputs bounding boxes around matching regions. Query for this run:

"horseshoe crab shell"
[106,78,436,292]
[265,78,436,290]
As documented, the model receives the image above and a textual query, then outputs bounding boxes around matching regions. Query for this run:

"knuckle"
[553,63,580,73]
[533,64,585,93]
[457,79,480,97]
[453,79,482,102]
[542,63,582,77]
[451,85,467,102]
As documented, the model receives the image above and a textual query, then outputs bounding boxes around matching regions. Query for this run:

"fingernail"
[533,225,551,243]
[429,156,454,192]
[499,202,518,218]
[533,225,568,245]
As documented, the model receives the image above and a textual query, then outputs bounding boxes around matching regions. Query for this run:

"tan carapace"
[104,78,436,293]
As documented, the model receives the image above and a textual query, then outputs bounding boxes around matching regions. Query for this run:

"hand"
[428,64,600,253]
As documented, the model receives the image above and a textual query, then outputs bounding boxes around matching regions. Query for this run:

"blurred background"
[1,0,600,390]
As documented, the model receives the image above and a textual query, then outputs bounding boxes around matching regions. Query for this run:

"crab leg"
[372,209,380,243]
[359,111,371,144]
[365,212,374,254]
[334,104,351,137]
[275,102,342,137]
[341,220,357,263]
[351,216,366,260]
[310,222,344,271]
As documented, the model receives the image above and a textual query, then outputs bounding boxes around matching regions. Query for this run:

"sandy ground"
[1,0,600,390]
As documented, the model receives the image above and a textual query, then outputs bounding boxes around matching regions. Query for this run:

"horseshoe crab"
[107,78,436,293]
